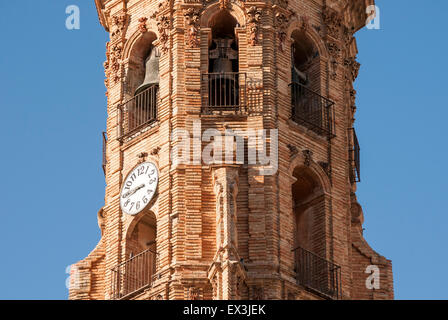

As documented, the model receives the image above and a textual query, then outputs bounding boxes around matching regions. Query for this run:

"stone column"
[209,165,246,299]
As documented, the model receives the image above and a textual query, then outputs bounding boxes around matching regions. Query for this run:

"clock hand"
[122,184,145,199]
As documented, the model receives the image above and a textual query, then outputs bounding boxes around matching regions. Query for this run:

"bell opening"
[207,10,240,109]
[128,45,159,132]
[291,30,319,86]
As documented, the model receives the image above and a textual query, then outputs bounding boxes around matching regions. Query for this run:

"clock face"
[120,161,159,216]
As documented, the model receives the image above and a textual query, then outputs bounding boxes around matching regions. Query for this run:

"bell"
[209,38,238,76]
[135,48,159,95]
[208,39,240,108]
[211,56,234,74]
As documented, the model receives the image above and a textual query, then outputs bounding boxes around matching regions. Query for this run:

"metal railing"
[349,128,361,183]
[201,72,246,114]
[111,248,157,300]
[293,246,342,299]
[118,85,158,140]
[102,132,107,175]
[290,82,335,137]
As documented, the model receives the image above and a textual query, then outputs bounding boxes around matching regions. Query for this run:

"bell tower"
[69,0,393,300]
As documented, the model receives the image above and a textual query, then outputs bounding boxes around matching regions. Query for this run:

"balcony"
[290,82,335,138]
[293,246,342,300]
[118,85,158,141]
[111,248,157,300]
[349,128,360,183]
[201,72,247,115]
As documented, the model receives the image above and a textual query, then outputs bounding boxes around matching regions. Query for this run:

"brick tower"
[69,0,393,300]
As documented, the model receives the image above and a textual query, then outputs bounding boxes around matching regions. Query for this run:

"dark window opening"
[119,44,159,140]
[291,167,341,299]
[290,31,334,137]
[202,11,246,114]
[111,212,157,299]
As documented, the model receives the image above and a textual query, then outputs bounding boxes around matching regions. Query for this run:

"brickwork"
[69,0,393,300]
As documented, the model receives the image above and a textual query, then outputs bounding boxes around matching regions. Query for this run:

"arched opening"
[290,30,319,88]
[292,166,323,252]
[209,10,238,42]
[120,32,159,139]
[126,211,157,258]
[111,211,157,299]
[289,30,333,137]
[127,32,158,94]
[204,10,243,112]
[291,166,341,299]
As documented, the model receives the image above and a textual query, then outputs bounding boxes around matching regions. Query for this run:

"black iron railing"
[118,85,158,140]
[290,82,335,137]
[111,249,157,300]
[292,246,342,299]
[102,132,107,175]
[349,128,360,183]
[202,72,246,114]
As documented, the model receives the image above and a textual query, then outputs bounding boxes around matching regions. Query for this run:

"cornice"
[325,0,374,32]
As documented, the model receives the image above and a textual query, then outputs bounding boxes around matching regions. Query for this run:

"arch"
[122,29,158,62]
[123,31,157,105]
[289,158,331,262]
[200,3,246,28]
[203,5,243,111]
[286,25,323,95]
[208,9,238,39]
[286,21,328,60]
[288,153,331,195]
[291,166,322,251]
[117,209,158,298]
[288,152,331,257]
[125,210,157,257]
[290,160,334,296]
[290,30,318,70]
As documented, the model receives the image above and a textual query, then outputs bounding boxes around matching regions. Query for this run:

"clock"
[120,161,159,216]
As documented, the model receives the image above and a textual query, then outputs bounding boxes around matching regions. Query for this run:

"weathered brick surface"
[69,0,393,300]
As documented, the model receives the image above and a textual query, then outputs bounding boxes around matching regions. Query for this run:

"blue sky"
[0,0,446,300]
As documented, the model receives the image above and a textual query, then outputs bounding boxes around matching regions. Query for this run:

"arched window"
[111,211,157,299]
[292,166,323,252]
[208,10,239,74]
[126,211,157,258]
[119,33,159,139]
[291,30,319,89]
[290,30,334,137]
[291,166,341,299]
